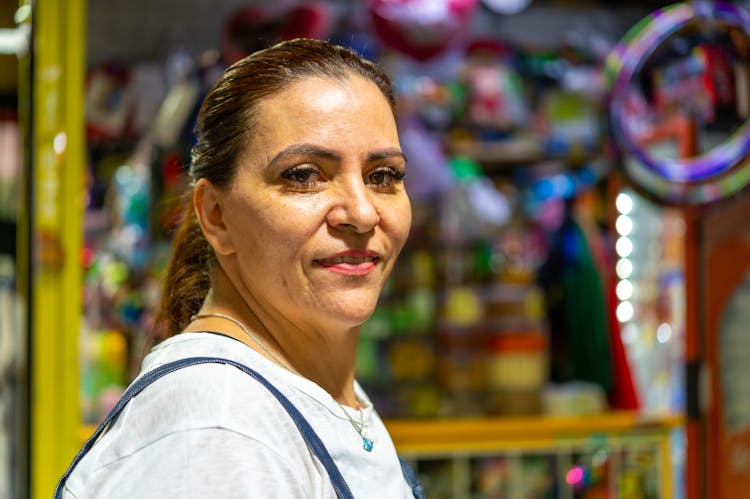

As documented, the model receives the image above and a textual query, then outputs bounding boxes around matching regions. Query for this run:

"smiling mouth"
[315,255,380,266]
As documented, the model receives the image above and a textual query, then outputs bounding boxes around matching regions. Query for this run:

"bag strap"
[54,356,354,499]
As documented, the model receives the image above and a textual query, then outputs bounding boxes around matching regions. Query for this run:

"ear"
[194,178,236,256]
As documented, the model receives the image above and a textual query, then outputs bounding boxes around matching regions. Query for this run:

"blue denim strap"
[399,456,426,499]
[54,356,355,499]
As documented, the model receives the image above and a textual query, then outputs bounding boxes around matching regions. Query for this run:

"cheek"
[234,191,306,234]
[233,222,304,290]
[235,200,319,261]
[384,197,412,252]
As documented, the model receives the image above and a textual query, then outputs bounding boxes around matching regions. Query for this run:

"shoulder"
[65,427,330,498]
[66,356,333,497]
[113,359,302,453]
[81,333,311,468]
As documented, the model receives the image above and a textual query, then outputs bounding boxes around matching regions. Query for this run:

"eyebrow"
[268,143,407,166]
[367,148,408,165]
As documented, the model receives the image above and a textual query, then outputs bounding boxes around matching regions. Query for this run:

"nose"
[326,176,380,233]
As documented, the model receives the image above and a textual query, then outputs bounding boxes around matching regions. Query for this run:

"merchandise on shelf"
[461,38,529,137]
[485,328,547,416]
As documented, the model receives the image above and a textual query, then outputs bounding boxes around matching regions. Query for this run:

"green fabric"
[562,221,612,392]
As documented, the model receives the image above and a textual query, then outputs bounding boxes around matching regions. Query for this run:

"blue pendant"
[362,437,374,452]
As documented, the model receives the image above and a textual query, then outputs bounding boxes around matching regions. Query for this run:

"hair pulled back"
[156,38,396,339]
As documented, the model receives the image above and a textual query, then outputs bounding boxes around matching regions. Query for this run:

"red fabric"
[604,273,640,409]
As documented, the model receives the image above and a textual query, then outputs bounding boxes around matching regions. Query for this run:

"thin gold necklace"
[191,312,373,452]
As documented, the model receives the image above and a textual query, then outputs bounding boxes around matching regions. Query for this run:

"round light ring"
[622,145,750,205]
[607,2,750,184]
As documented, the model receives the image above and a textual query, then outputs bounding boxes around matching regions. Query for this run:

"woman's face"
[218,75,411,332]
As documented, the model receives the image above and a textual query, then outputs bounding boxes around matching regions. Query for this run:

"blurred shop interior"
[4,0,750,497]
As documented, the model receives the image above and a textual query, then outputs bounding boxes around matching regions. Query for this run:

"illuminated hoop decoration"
[606,1,750,205]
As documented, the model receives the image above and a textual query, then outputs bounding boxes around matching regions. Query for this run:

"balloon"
[368,0,479,61]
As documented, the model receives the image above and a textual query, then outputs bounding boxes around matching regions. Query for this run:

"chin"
[328,299,380,328]
[337,307,378,329]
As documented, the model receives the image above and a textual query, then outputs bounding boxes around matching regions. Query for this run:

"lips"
[314,251,381,275]
[316,255,379,265]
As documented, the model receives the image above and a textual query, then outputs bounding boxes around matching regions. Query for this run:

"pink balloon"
[368,0,479,61]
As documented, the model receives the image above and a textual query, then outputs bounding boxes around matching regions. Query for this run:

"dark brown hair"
[156,38,396,338]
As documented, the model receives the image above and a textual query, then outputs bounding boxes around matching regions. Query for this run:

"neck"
[187,271,361,407]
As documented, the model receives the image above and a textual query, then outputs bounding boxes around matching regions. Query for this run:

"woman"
[57,38,420,498]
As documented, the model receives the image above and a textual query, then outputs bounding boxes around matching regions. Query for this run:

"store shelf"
[387,411,684,498]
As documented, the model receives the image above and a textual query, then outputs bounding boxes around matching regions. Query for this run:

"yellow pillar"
[26,0,86,496]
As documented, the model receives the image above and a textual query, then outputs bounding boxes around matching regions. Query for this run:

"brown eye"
[368,167,406,187]
[281,167,320,186]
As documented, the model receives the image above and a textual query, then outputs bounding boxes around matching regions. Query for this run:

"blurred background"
[3,0,750,497]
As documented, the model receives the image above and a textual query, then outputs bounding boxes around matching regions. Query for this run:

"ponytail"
[155,195,213,340]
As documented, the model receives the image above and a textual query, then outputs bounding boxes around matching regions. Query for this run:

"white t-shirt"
[62,332,413,498]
